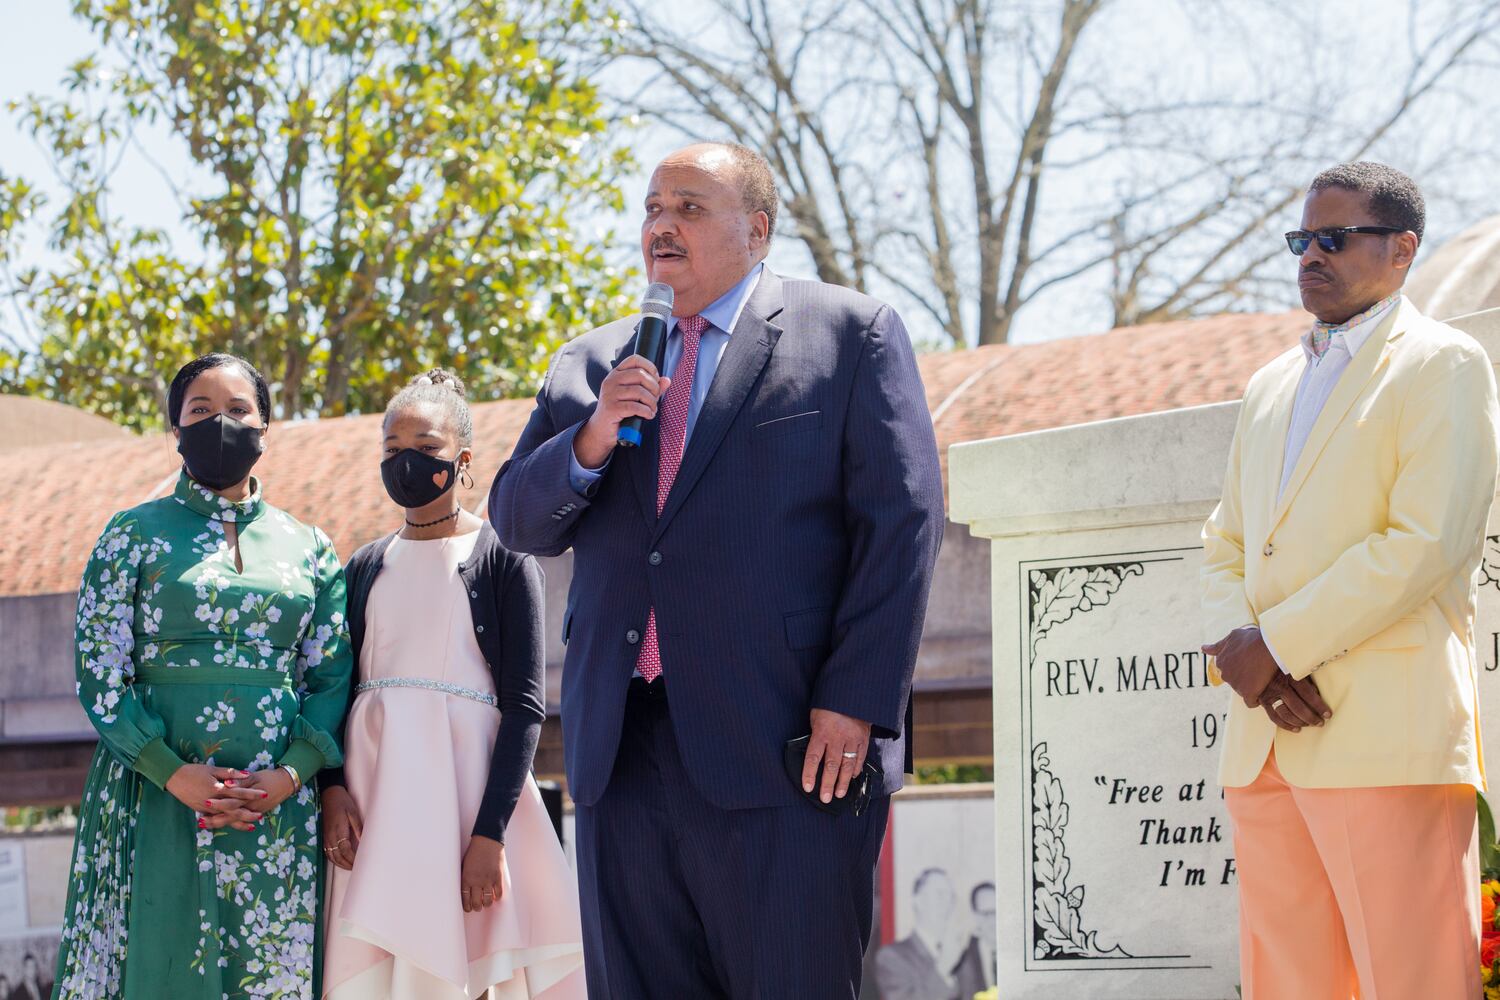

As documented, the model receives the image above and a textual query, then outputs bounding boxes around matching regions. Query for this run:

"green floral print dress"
[53,474,352,1000]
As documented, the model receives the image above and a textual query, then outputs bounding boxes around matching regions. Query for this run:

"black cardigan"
[320,522,547,843]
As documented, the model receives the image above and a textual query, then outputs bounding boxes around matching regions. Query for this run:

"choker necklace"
[405,509,461,529]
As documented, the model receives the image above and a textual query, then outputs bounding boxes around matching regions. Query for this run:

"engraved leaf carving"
[1029,563,1144,657]
[1033,827,1069,893]
[1030,741,1134,960]
[1034,888,1082,949]
[1479,535,1500,592]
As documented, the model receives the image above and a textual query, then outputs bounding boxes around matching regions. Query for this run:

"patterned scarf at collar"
[173,470,266,523]
[1308,291,1401,359]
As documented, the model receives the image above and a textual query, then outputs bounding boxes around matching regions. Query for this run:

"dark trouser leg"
[574,681,727,1000]
[576,679,889,1000]
[680,790,890,1000]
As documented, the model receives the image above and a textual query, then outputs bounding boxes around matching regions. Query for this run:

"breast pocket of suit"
[754,409,823,440]
[752,411,825,479]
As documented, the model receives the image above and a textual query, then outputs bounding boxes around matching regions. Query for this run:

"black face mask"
[177,414,265,490]
[381,448,459,509]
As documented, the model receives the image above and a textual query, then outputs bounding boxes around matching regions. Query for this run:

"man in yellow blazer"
[1201,161,1500,1000]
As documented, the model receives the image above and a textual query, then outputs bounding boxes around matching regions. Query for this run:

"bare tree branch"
[603,0,1499,346]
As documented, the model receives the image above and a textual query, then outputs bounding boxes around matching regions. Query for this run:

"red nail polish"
[225,780,236,787]
[197,819,205,829]
[260,790,269,797]
[205,800,213,807]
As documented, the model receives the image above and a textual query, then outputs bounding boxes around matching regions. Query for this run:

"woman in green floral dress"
[53,354,352,1000]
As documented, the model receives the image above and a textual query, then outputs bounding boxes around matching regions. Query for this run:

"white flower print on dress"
[255,692,287,743]
[58,479,348,1000]
[195,700,236,734]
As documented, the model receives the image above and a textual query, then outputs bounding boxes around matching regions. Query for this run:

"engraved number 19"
[1191,713,1223,749]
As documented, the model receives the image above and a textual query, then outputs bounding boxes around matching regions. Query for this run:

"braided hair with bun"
[384,368,473,447]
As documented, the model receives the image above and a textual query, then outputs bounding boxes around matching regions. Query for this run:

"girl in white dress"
[320,370,585,1000]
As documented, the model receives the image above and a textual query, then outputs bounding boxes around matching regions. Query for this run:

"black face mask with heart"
[177,413,265,490]
[381,448,459,509]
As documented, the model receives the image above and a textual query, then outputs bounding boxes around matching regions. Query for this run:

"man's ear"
[1392,231,1419,270]
[749,210,770,252]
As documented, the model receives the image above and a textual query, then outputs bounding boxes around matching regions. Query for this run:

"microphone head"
[640,282,674,322]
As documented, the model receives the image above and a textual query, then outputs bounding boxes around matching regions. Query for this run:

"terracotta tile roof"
[0,394,133,452]
[0,310,1307,597]
[925,310,1308,488]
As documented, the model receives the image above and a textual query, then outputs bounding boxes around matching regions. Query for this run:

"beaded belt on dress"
[354,677,497,708]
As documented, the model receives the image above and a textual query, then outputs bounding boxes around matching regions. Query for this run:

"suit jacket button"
[649,551,663,566]
[476,625,485,633]
[626,629,641,645]
[470,590,479,599]
[1263,542,1275,557]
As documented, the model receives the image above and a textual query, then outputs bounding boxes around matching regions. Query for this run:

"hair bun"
[412,368,466,400]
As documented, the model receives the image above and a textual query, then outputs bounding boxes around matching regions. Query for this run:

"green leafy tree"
[0,172,43,389]
[2,0,631,429]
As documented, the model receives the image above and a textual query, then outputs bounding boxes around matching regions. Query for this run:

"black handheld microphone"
[616,282,674,448]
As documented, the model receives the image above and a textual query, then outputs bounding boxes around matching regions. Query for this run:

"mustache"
[650,237,688,256]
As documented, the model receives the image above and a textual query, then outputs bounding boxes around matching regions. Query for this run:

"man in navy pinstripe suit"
[490,142,944,998]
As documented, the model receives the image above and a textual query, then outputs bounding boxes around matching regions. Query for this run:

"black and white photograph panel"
[865,789,997,1000]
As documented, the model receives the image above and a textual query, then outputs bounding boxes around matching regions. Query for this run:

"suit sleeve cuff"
[134,737,187,790]
[811,687,904,740]
[1257,606,1327,681]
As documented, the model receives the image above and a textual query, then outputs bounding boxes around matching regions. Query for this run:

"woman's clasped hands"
[165,763,298,832]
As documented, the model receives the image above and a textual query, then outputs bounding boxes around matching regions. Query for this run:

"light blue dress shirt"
[568,263,764,494]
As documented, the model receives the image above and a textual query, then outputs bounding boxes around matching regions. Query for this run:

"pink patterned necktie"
[635,314,707,683]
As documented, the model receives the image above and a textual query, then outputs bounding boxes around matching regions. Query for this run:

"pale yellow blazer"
[1202,298,1499,790]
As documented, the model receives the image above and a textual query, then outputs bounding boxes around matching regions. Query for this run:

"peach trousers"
[1224,750,1480,1000]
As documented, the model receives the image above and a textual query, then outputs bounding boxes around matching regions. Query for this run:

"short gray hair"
[714,142,779,241]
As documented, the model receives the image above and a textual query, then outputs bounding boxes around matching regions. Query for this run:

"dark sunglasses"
[1284,226,1403,255]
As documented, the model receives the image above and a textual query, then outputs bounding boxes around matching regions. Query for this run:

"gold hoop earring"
[459,467,474,490]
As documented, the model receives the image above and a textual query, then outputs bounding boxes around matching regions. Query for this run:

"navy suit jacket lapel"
[654,269,785,539]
